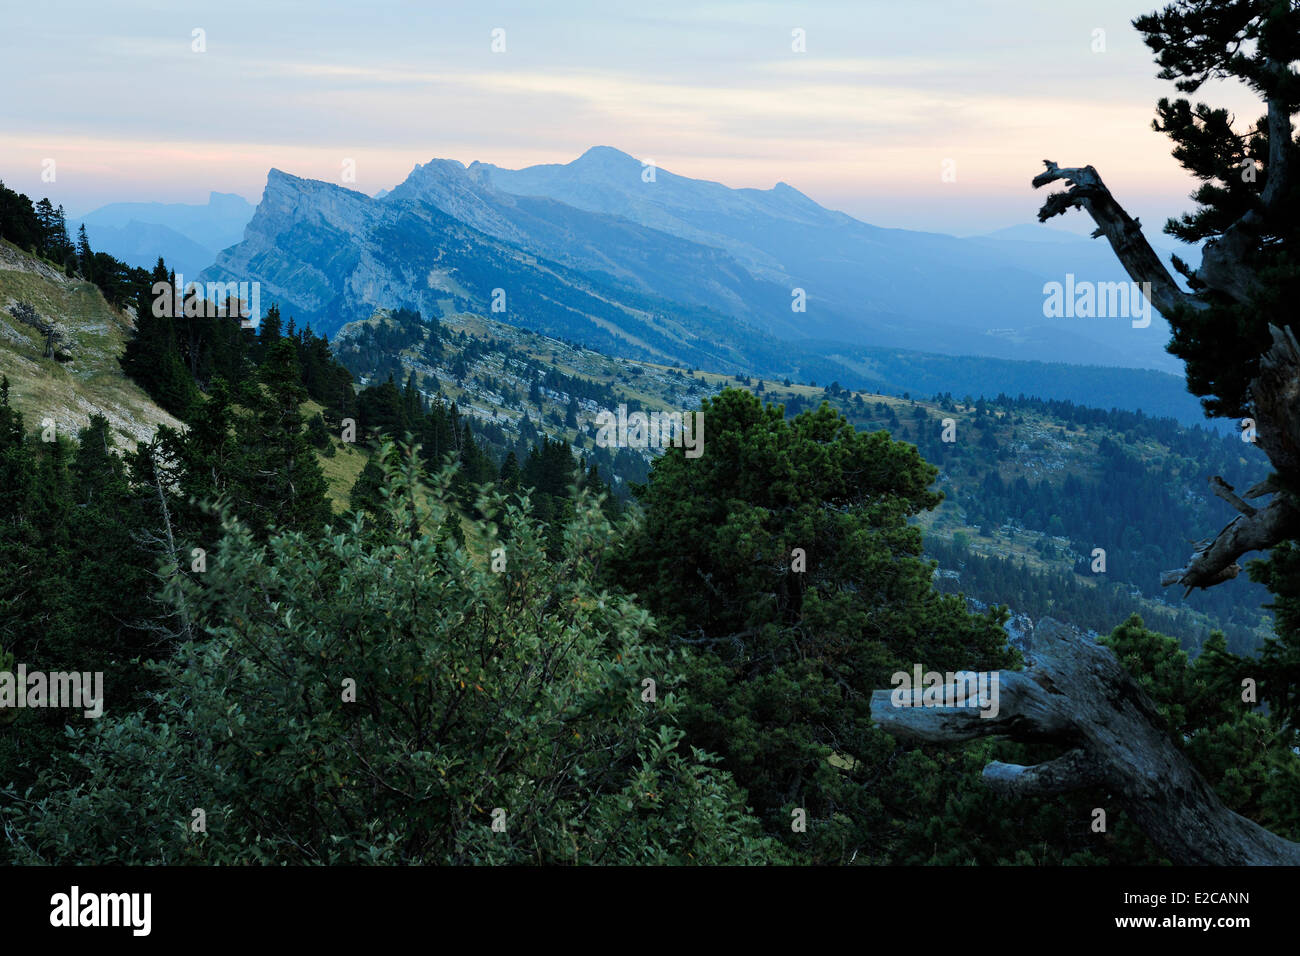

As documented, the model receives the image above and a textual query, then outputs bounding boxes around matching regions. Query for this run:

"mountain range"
[74,192,255,277]
[186,147,1207,421]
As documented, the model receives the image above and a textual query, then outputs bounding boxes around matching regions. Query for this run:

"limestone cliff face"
[194,164,800,371]
[390,160,532,248]
[202,169,377,319]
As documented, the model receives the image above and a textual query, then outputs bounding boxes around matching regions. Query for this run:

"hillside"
[0,239,181,447]
[335,306,1272,655]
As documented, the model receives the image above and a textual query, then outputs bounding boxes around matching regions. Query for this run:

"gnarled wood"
[1031,162,1201,317]
[1158,324,1300,592]
[1159,491,1299,594]
[1253,324,1300,478]
[871,618,1300,865]
[1033,158,1300,593]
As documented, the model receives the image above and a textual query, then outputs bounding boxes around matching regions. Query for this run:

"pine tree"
[256,303,283,362]
[402,371,422,425]
[53,205,71,263]
[242,339,331,535]
[499,450,521,494]
[348,457,391,530]
[439,508,466,547]
[614,389,1014,862]
[0,377,38,650]
[1128,2,1299,417]
[357,375,406,439]
[34,198,57,259]
[75,223,93,280]
[119,257,199,417]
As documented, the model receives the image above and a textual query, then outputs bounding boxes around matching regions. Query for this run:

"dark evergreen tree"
[75,223,93,280]
[614,389,1014,861]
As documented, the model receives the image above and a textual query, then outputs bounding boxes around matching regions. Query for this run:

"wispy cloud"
[0,0,1268,233]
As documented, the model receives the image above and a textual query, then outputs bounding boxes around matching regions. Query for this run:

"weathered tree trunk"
[870,618,1300,865]
[1031,161,1299,593]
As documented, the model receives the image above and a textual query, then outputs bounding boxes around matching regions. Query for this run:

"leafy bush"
[3,445,781,864]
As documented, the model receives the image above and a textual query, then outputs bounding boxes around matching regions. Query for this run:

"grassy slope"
[0,239,181,447]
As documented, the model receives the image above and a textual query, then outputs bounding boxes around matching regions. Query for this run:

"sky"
[0,0,1266,236]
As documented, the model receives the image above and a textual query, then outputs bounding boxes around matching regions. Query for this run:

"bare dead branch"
[1031,161,1203,316]
[1210,476,1257,517]
[983,749,1102,798]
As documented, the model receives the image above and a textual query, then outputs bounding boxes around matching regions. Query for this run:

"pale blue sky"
[0,0,1265,235]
